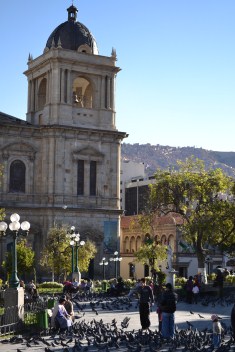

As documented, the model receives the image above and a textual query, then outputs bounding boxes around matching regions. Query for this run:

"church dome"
[45,5,98,54]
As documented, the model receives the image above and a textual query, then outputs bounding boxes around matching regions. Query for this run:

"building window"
[77,160,84,195]
[129,263,135,278]
[9,160,26,193]
[144,264,149,277]
[90,160,96,196]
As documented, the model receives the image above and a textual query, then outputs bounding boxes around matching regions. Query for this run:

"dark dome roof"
[45,5,98,54]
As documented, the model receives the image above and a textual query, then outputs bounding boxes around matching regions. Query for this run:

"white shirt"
[192,286,199,294]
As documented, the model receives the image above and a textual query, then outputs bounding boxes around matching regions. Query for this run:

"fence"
[0,297,50,336]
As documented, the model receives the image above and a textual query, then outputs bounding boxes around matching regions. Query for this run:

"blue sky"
[1,1,235,152]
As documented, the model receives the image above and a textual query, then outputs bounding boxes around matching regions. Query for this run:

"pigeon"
[45,348,53,352]
[61,340,70,347]
[121,316,131,329]
[198,314,205,318]
[186,321,194,328]
[66,337,73,344]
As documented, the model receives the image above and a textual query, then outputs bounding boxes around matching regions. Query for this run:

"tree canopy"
[40,226,97,280]
[130,217,168,272]
[135,239,167,269]
[2,239,35,277]
[149,157,235,269]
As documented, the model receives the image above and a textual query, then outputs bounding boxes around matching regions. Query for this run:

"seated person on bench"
[55,297,73,332]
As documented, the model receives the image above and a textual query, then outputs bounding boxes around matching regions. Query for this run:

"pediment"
[72,146,104,161]
[2,142,37,161]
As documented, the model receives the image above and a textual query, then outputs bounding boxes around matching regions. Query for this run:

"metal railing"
[0,298,49,336]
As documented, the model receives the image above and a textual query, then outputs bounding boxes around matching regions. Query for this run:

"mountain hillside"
[121,143,235,177]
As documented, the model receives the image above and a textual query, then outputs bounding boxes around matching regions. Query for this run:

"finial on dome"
[67,4,78,22]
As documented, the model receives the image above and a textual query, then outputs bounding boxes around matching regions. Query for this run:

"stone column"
[107,76,111,109]
[61,69,65,103]
[67,70,72,104]
[4,287,24,323]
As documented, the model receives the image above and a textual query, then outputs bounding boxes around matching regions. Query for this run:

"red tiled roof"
[121,213,184,229]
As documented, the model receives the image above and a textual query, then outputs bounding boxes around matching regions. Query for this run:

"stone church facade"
[0,5,127,278]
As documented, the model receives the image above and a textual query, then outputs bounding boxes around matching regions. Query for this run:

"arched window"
[124,236,130,253]
[9,160,26,193]
[73,77,92,108]
[154,235,159,244]
[136,236,142,250]
[161,235,167,245]
[168,235,174,251]
[130,236,135,253]
[38,78,47,110]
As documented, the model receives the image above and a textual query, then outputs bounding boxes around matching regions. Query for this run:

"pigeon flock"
[0,291,235,352]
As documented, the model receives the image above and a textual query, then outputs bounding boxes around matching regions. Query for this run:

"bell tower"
[24,5,119,132]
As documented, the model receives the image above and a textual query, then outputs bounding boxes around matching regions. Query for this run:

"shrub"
[38,281,63,289]
[93,280,102,288]
[207,273,216,282]
[156,271,166,285]
[225,275,235,284]
[175,277,187,287]
[123,279,135,289]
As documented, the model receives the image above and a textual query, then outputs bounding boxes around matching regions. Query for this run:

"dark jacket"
[160,289,178,313]
[231,304,235,331]
[138,285,154,304]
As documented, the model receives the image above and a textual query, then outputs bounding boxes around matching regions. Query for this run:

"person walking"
[137,277,154,330]
[160,283,178,339]
[192,283,200,304]
[211,314,223,348]
[214,269,224,298]
[185,276,194,304]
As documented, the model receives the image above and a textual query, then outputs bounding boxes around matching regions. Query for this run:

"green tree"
[131,216,167,273]
[2,239,35,277]
[149,157,235,276]
[40,226,71,281]
[40,226,97,281]
[135,239,167,271]
[77,240,97,272]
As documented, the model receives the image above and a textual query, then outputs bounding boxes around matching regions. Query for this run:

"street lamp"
[99,257,108,280]
[67,226,85,280]
[109,251,122,279]
[0,213,30,288]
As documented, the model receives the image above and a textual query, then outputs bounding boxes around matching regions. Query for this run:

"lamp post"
[67,226,85,282]
[0,213,30,288]
[109,251,122,279]
[99,257,108,280]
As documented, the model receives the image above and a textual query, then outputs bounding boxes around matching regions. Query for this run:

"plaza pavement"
[0,295,234,352]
